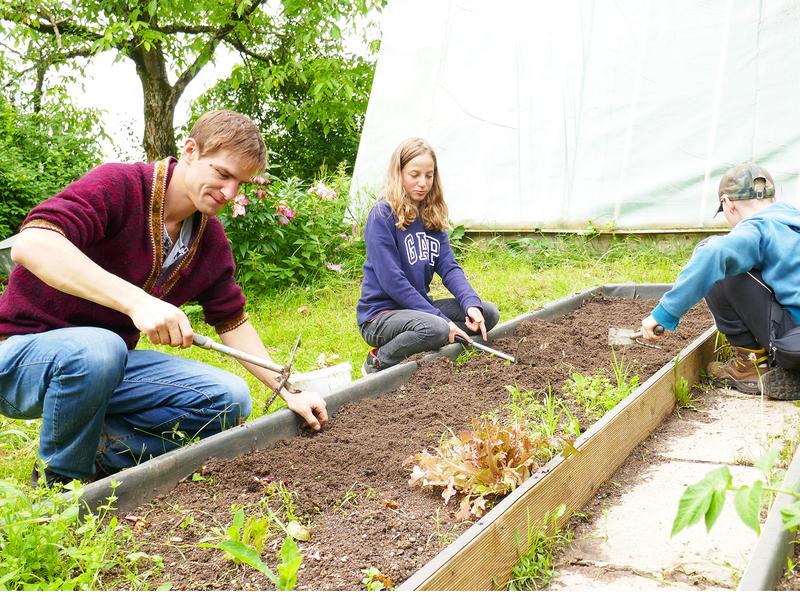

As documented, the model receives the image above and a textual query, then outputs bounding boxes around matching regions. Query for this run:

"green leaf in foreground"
[671,467,732,537]
[734,481,764,534]
[781,501,800,532]
[705,467,732,532]
[754,447,780,477]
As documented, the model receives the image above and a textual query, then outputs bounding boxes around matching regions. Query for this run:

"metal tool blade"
[607,327,642,346]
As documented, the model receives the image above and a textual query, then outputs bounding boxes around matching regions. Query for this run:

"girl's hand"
[465,306,488,341]
[448,321,472,344]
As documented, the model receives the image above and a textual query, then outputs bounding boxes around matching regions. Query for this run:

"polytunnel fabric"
[351,0,800,230]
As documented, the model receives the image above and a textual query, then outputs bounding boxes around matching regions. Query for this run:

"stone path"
[550,389,800,591]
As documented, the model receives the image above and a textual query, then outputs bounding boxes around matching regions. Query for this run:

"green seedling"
[671,358,697,411]
[209,536,302,591]
[178,513,194,530]
[361,566,393,591]
[262,480,300,523]
[563,357,639,420]
[505,504,572,590]
[200,505,303,591]
[455,347,479,367]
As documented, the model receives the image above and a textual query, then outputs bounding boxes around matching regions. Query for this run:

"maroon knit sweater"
[0,158,247,349]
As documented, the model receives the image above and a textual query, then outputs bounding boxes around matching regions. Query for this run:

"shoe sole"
[763,368,800,400]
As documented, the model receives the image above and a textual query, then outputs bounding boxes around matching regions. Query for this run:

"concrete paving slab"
[650,390,799,465]
[550,566,704,591]
[552,460,760,589]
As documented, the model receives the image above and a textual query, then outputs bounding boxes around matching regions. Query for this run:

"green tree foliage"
[190,43,377,179]
[0,95,103,240]
[0,0,384,160]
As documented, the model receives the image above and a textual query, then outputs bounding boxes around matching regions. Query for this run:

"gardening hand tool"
[193,333,288,374]
[608,324,665,347]
[263,333,302,414]
[192,333,301,401]
[459,336,516,362]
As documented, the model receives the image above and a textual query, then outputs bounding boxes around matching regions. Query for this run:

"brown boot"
[707,346,769,395]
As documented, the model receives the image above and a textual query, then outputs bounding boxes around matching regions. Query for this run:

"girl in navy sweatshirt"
[356,138,499,374]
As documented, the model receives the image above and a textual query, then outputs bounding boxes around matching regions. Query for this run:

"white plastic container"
[289,362,353,396]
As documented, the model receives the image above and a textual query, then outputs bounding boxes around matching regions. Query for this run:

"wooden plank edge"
[403,326,717,590]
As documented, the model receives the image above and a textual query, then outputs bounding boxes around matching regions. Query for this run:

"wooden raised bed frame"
[74,283,716,590]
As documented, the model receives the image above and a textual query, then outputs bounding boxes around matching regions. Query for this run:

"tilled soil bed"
[118,296,713,590]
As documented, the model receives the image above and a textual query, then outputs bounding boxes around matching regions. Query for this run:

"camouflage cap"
[715,162,775,215]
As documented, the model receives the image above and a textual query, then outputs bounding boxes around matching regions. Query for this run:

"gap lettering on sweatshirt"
[405,232,440,266]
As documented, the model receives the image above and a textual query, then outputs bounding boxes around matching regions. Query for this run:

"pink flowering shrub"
[219,167,361,292]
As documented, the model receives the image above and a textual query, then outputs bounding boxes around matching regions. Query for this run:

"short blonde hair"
[189,110,267,174]
[383,138,448,231]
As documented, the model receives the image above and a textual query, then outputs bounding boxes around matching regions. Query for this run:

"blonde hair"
[189,110,267,174]
[383,138,448,231]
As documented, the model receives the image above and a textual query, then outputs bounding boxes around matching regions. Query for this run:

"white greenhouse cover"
[350,0,800,230]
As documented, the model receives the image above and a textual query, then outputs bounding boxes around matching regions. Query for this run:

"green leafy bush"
[219,165,364,293]
[0,97,104,240]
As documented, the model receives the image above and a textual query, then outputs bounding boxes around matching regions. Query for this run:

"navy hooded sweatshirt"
[356,200,482,325]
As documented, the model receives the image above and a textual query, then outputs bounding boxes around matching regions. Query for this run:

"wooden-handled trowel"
[608,324,665,347]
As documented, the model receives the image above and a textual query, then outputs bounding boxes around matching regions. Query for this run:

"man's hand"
[284,389,328,431]
[448,321,472,344]
[128,294,194,348]
[641,314,665,342]
[465,306,488,341]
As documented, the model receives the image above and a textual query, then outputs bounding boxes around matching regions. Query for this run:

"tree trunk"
[129,44,179,161]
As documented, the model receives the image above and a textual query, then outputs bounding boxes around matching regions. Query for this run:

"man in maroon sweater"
[0,110,328,485]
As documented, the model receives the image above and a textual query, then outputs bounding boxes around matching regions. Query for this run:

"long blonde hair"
[382,138,448,231]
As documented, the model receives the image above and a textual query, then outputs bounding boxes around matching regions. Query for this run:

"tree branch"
[7,11,104,42]
[170,0,269,100]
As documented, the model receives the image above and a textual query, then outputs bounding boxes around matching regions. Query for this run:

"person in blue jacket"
[356,138,500,375]
[641,162,800,399]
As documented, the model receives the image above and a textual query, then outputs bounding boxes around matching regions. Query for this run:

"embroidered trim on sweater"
[143,158,169,293]
[161,214,208,297]
[215,310,249,334]
[20,219,65,236]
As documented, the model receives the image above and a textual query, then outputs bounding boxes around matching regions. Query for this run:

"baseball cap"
[715,162,775,216]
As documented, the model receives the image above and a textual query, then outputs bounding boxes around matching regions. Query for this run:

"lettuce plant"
[407,417,549,520]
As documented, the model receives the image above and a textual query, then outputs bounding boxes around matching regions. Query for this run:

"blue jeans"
[359,298,500,368]
[0,327,251,480]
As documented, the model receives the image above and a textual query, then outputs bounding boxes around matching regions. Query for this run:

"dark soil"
[120,296,713,591]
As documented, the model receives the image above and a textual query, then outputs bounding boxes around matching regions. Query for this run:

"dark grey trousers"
[359,299,500,368]
[705,271,796,350]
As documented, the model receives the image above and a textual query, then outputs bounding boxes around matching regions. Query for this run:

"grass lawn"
[0,235,694,485]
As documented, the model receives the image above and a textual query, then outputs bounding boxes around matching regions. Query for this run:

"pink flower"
[310,181,337,200]
[325,262,343,272]
[255,189,266,199]
[277,214,289,225]
[274,199,296,222]
[235,193,249,206]
[252,176,266,185]
[231,202,246,218]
